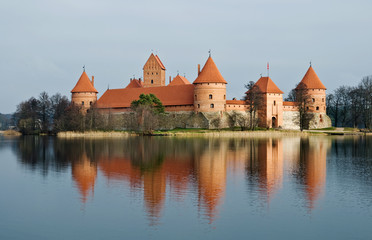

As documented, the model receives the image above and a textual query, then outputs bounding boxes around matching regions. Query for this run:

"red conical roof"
[168,75,191,86]
[296,66,326,90]
[193,56,227,84]
[253,76,284,94]
[71,71,98,93]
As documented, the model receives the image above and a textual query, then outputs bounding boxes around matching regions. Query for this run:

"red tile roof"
[226,100,245,105]
[71,71,98,93]
[283,101,296,106]
[96,84,195,108]
[296,66,326,90]
[155,55,166,70]
[168,75,191,86]
[125,79,143,88]
[253,77,284,94]
[193,57,227,84]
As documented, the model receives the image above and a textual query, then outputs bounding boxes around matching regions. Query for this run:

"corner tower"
[252,76,284,128]
[296,65,326,113]
[71,71,98,110]
[193,56,227,112]
[143,53,166,87]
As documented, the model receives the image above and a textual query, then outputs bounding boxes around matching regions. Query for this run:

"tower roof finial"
[310,60,312,67]
[83,65,85,72]
[208,49,211,57]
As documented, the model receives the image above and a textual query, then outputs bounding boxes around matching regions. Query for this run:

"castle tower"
[295,65,327,113]
[71,71,98,110]
[143,53,166,87]
[251,76,284,128]
[193,56,227,112]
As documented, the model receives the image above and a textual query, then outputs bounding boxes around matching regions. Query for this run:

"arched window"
[316,106,319,110]
[322,98,324,102]
[209,94,213,99]
[90,101,92,106]
[312,98,315,102]
[274,100,276,106]
[198,104,200,108]
[195,95,197,100]
[224,95,226,100]
[210,104,214,108]
[82,101,84,105]
[151,80,153,84]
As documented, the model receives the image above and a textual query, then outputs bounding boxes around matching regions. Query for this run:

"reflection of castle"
[69,137,330,224]
[71,53,331,129]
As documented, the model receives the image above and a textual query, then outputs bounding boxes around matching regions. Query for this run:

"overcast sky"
[1,0,371,113]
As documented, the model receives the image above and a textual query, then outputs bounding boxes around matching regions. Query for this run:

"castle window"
[152,72,154,75]
[209,94,213,99]
[198,104,200,108]
[147,73,149,75]
[210,104,214,108]
[208,83,209,85]
[90,101,92,106]
[195,95,197,100]
[316,106,319,110]
[82,101,84,105]
[322,98,324,102]
[312,98,315,102]
[156,73,158,75]
[151,80,153,84]
[274,100,276,106]
[306,107,309,110]
[224,95,226,100]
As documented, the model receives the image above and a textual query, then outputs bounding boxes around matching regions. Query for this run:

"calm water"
[0,135,371,239]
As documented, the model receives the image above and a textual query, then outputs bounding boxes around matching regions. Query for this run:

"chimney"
[91,76,95,86]
[198,64,201,76]
[169,76,171,84]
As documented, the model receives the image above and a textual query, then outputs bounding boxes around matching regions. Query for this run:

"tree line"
[13,92,113,134]
[326,76,372,129]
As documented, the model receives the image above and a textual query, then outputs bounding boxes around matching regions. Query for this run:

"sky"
[1,0,371,113]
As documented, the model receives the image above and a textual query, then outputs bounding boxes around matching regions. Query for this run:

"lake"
[0,135,371,239]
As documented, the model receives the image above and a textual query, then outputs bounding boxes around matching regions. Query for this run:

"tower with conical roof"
[296,65,326,113]
[251,76,284,128]
[193,56,227,112]
[71,71,98,110]
[143,53,166,87]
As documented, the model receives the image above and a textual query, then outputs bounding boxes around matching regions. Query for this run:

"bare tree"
[294,83,312,131]
[245,81,264,130]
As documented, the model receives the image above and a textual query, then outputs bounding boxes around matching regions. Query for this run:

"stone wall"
[283,111,332,130]
[108,111,209,130]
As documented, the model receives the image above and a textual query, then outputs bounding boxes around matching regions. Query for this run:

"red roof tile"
[283,101,296,106]
[125,79,143,88]
[253,77,283,94]
[96,84,195,108]
[168,75,191,86]
[296,66,326,90]
[155,55,166,70]
[193,57,227,84]
[71,71,98,93]
[226,100,245,105]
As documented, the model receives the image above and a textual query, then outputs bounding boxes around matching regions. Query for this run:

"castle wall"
[71,92,97,110]
[194,83,226,112]
[304,89,326,113]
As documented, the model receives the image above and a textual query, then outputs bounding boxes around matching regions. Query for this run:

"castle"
[71,53,331,129]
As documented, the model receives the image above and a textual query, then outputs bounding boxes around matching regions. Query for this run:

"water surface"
[0,135,371,239]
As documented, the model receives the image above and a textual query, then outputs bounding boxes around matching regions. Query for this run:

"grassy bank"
[57,131,134,138]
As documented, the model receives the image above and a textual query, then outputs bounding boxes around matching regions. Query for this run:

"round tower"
[71,71,98,110]
[193,56,227,113]
[296,65,326,113]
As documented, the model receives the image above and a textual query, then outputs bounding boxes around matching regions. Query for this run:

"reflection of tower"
[71,153,97,203]
[245,138,283,203]
[196,140,227,223]
[299,138,328,210]
[143,168,166,225]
